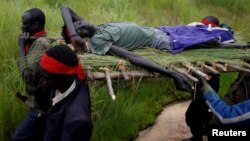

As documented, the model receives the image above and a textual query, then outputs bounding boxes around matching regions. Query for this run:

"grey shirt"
[88,22,157,55]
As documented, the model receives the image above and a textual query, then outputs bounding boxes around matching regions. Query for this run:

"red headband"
[40,53,85,80]
[201,19,218,27]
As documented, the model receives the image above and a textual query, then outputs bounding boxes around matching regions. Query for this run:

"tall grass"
[0,0,249,141]
[218,73,238,98]
[90,78,188,141]
[0,1,62,140]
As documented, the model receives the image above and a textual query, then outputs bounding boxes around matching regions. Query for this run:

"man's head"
[74,21,96,38]
[21,8,45,35]
[40,45,84,90]
[201,16,220,27]
[61,20,96,44]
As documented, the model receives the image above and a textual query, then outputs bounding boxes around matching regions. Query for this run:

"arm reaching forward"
[109,46,192,92]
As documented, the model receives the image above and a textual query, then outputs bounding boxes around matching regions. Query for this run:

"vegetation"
[0,0,249,141]
[80,47,250,70]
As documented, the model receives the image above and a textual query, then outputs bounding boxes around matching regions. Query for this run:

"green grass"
[218,72,238,97]
[90,78,190,141]
[0,0,249,141]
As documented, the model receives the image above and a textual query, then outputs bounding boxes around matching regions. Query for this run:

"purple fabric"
[158,24,235,54]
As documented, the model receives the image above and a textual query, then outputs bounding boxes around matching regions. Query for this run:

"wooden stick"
[105,71,116,101]
[100,67,116,101]
[85,66,94,81]
[171,66,199,82]
[116,59,131,80]
[89,70,154,80]
[118,66,130,81]
[197,63,220,74]
[225,63,250,73]
[182,62,210,80]
[240,61,250,69]
[209,62,227,72]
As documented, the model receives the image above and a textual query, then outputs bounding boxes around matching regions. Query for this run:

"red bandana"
[32,29,47,36]
[40,53,85,80]
[25,29,47,53]
[201,19,218,27]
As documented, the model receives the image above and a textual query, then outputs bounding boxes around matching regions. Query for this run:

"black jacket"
[43,78,92,141]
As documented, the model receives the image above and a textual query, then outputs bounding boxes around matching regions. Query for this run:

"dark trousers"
[185,74,220,141]
[12,109,46,141]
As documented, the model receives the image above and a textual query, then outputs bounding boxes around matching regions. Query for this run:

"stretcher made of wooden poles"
[84,60,250,101]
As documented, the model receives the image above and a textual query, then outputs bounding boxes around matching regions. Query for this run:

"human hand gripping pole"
[198,76,214,96]
[15,92,27,102]
[172,72,192,92]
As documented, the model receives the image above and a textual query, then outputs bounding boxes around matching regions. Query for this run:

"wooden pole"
[182,62,210,80]
[100,67,116,101]
[225,63,250,73]
[197,62,220,74]
[209,62,227,72]
[240,61,250,69]
[171,66,199,82]
[89,70,154,80]
[85,66,94,81]
[118,66,130,81]
[116,59,131,81]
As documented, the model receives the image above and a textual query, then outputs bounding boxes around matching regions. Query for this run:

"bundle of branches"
[78,47,250,83]
[79,47,250,70]
[78,47,250,100]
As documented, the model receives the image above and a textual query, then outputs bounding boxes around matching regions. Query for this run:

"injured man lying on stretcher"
[60,6,249,93]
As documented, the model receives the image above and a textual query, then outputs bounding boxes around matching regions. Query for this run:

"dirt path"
[133,100,192,141]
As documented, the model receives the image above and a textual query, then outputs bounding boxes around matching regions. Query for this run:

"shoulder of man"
[35,36,67,48]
